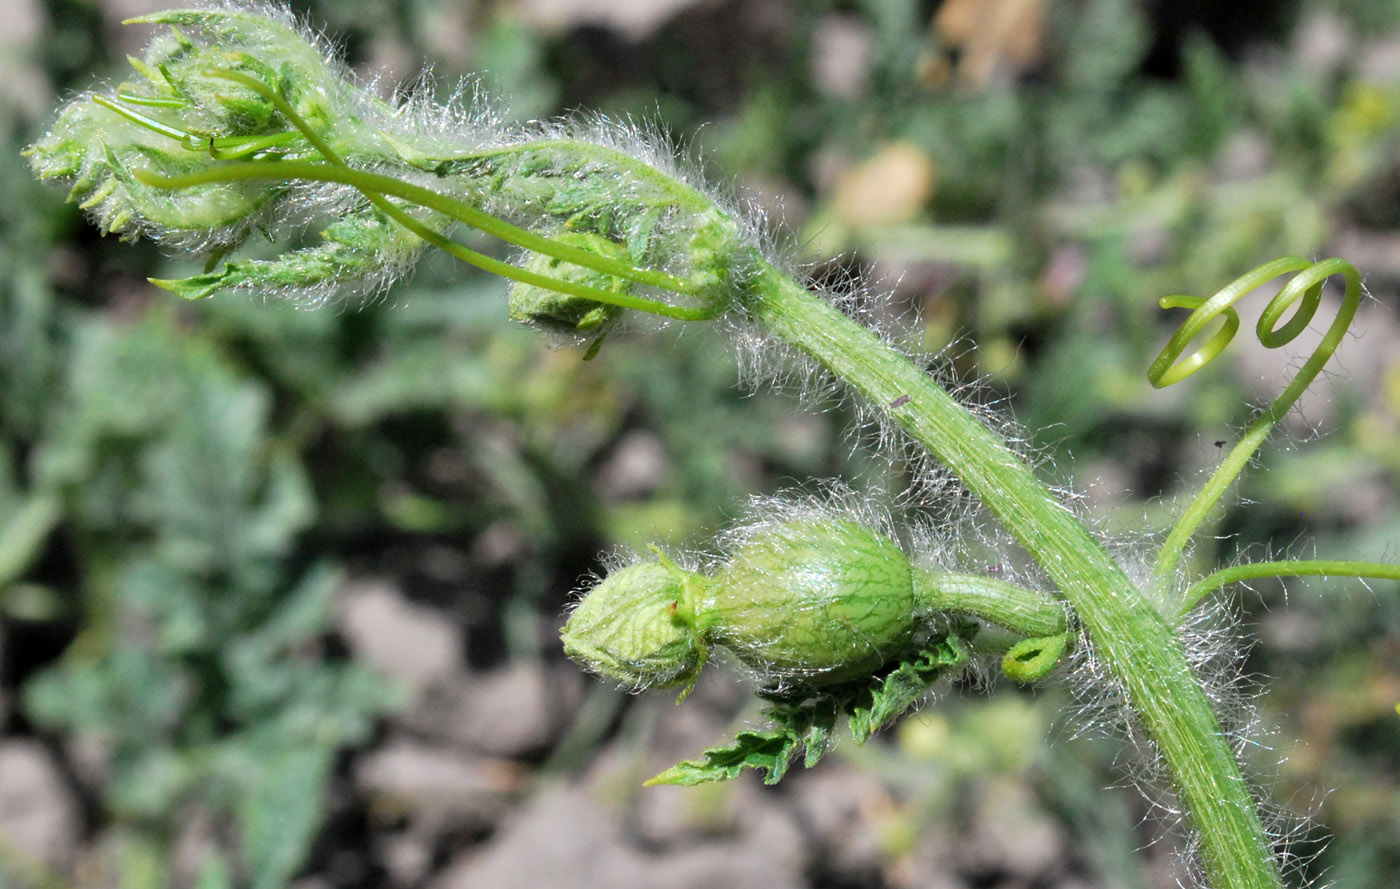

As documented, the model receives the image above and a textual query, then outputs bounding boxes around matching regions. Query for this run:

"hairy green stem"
[399,136,715,212]
[746,263,1282,889]
[914,570,1067,637]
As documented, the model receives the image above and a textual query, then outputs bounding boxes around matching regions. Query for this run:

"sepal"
[508,231,630,334]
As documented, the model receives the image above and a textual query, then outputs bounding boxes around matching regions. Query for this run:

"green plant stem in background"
[746,263,1283,889]
[1181,560,1400,618]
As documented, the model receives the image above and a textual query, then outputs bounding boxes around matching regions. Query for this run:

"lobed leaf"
[848,627,972,744]
[646,728,803,787]
[648,627,973,786]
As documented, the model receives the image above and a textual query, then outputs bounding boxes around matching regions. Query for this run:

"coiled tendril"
[1147,256,1363,601]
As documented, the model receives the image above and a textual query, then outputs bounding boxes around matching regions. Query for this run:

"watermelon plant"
[23,4,1400,888]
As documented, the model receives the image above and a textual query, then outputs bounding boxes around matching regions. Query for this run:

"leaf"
[237,745,333,889]
[152,207,432,303]
[0,490,61,588]
[645,729,801,786]
[849,629,972,744]
[194,852,234,889]
[649,628,974,786]
[800,695,839,768]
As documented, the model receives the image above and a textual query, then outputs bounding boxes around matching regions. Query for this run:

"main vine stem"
[746,263,1281,889]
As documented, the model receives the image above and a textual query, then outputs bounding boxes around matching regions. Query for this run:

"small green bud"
[683,207,744,298]
[561,559,707,692]
[27,95,278,241]
[563,520,919,692]
[508,231,630,334]
[121,8,369,150]
[563,516,1073,696]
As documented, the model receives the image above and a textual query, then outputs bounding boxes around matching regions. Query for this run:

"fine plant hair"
[24,4,1400,888]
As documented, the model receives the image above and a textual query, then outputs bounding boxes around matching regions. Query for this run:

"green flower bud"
[561,559,708,692]
[563,516,1072,695]
[563,520,918,692]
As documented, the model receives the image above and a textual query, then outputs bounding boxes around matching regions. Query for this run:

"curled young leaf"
[508,231,630,334]
[27,3,750,320]
[24,5,376,247]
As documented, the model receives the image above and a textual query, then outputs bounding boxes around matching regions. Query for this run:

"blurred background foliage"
[0,1,1398,887]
